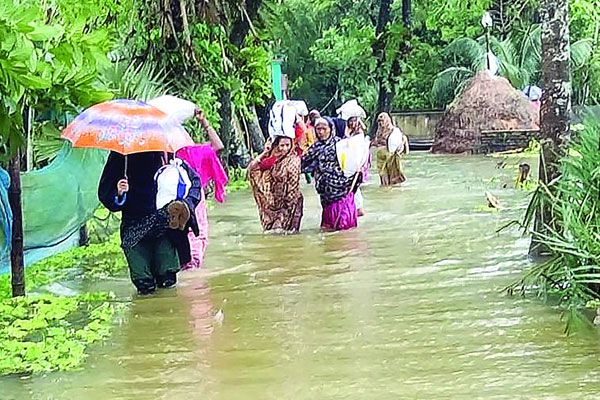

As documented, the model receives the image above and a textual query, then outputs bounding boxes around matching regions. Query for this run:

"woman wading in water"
[372,112,409,186]
[248,135,303,233]
[302,117,360,231]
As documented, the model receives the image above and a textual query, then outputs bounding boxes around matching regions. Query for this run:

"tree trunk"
[369,0,393,137]
[229,0,261,47]
[8,153,25,297]
[375,0,391,36]
[529,0,571,257]
[402,0,411,27]
[247,105,265,154]
[218,88,235,167]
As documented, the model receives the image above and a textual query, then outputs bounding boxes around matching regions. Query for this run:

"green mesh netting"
[0,143,107,273]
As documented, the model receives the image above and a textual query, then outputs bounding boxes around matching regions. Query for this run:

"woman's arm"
[301,143,319,173]
[196,109,224,152]
[248,140,272,171]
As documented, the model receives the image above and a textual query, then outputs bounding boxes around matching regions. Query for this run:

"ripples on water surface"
[3,153,600,399]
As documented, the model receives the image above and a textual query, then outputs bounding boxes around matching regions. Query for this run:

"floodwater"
[3,152,600,399]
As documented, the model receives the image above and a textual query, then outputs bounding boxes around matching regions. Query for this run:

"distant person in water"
[344,116,366,137]
[308,109,321,126]
[301,117,360,231]
[372,112,409,186]
[248,134,304,233]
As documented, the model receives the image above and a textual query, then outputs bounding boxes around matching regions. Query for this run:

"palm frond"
[519,24,542,74]
[445,37,486,71]
[571,39,594,70]
[100,59,172,101]
[508,121,600,334]
[32,122,63,167]
[432,66,475,104]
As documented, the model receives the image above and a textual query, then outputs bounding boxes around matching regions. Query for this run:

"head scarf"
[314,117,336,141]
[374,112,397,147]
[376,113,394,135]
[309,109,321,119]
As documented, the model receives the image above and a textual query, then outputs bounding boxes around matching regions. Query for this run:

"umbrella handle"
[116,155,128,207]
[115,192,127,206]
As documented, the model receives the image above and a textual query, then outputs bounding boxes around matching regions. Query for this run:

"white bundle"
[148,95,197,124]
[336,99,366,121]
[268,101,297,139]
[289,100,308,116]
[336,133,370,177]
[387,128,405,153]
[154,158,192,209]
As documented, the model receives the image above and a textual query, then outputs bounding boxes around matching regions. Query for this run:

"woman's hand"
[263,139,272,155]
[117,179,129,196]
[194,108,206,122]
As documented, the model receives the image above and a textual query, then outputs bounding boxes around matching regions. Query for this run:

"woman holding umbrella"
[98,151,201,294]
[63,99,201,295]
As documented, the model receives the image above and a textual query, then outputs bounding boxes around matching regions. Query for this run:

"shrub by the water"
[509,122,600,334]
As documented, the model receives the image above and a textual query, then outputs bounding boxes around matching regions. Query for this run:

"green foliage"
[0,293,124,374]
[0,0,117,162]
[508,122,600,334]
[262,0,338,108]
[226,167,250,192]
[120,3,271,121]
[31,233,127,282]
[423,0,491,41]
[393,40,444,110]
[0,225,127,375]
[0,233,126,298]
[311,19,377,111]
[100,59,170,102]
[569,0,600,41]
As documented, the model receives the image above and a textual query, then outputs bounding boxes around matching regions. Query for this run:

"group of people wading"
[98,98,409,295]
[249,101,410,234]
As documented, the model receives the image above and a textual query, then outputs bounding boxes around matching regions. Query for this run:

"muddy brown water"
[3,152,600,399]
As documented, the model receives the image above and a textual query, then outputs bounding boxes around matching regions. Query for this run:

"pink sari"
[321,192,358,231]
[176,144,228,269]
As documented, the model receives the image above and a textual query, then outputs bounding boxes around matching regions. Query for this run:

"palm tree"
[530,0,572,257]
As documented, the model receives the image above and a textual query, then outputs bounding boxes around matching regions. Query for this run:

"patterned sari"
[373,113,407,186]
[249,150,303,233]
[301,131,358,231]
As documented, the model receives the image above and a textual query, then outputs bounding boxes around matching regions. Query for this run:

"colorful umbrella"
[62,99,194,158]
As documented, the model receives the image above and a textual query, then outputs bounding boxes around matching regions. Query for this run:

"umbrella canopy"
[61,99,194,155]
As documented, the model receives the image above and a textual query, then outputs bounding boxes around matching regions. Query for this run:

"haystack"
[431,71,539,154]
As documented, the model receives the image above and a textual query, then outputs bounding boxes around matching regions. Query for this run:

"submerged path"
[4,152,600,399]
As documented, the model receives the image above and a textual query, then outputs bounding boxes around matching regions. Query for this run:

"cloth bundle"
[155,158,192,209]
